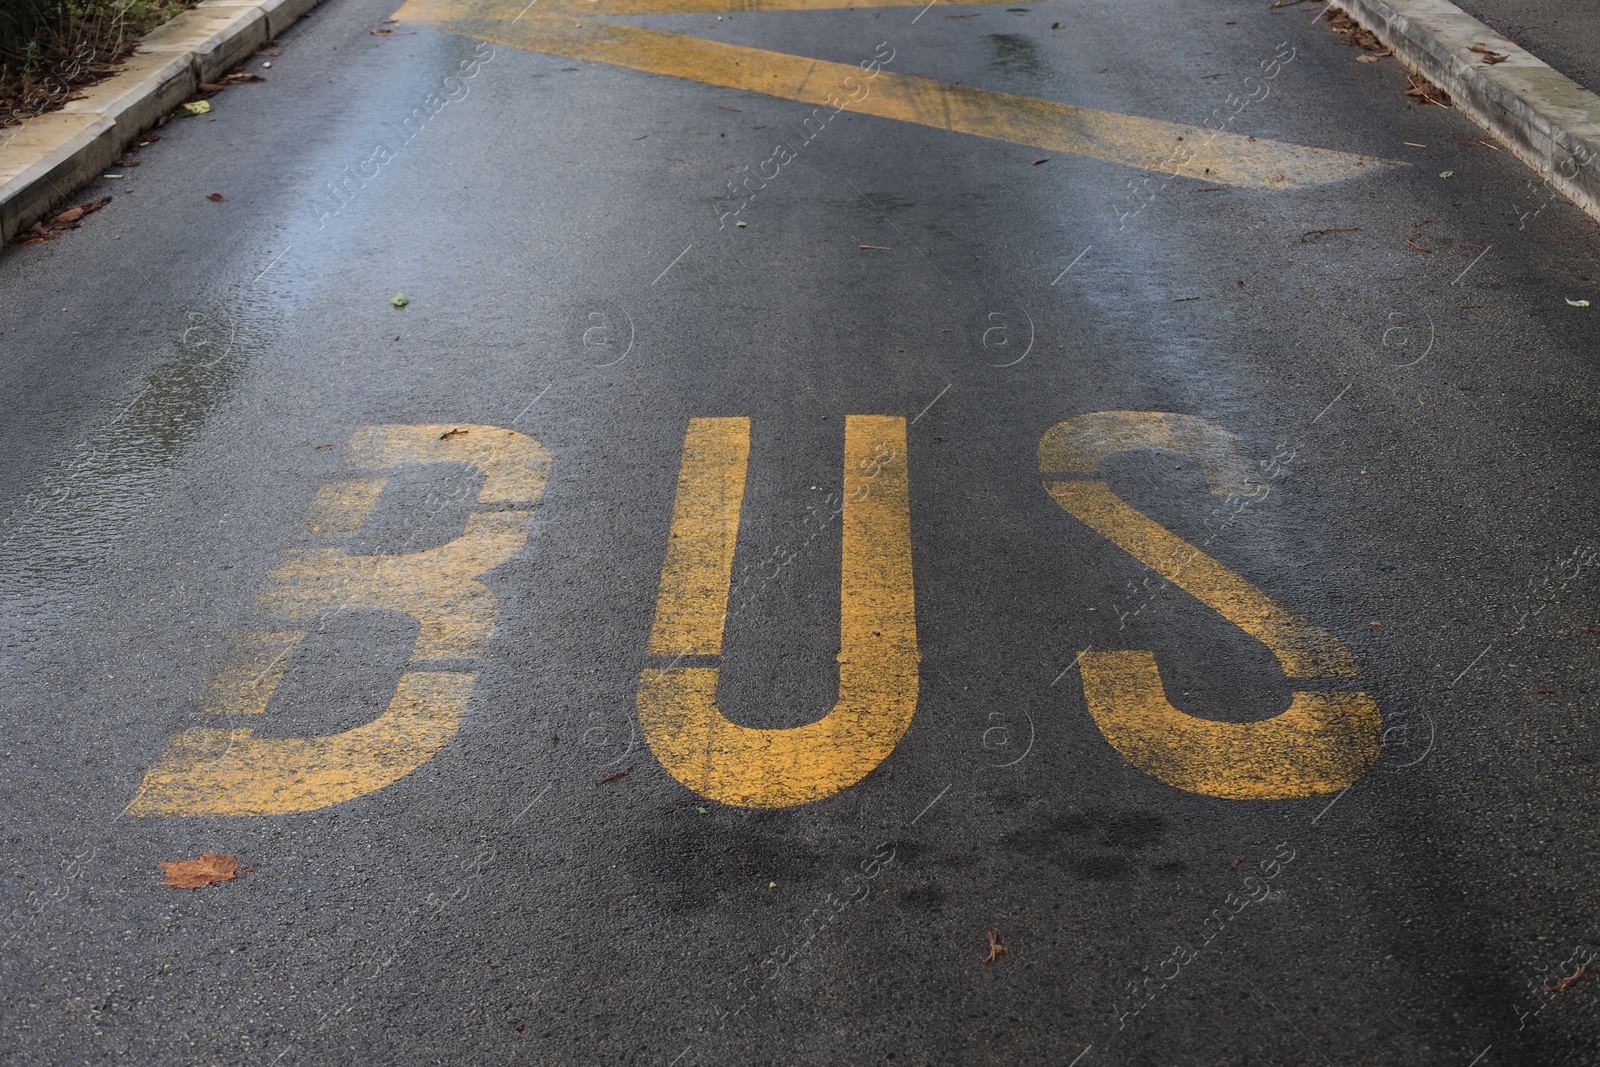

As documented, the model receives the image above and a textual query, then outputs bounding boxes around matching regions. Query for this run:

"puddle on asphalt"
[0,281,283,667]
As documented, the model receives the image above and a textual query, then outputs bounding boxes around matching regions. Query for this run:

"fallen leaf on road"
[1032,158,1049,165]
[1546,966,1586,992]
[198,81,227,92]
[439,428,468,440]
[224,72,266,83]
[207,193,226,202]
[391,294,409,307]
[1356,54,1381,63]
[1405,234,1432,252]
[1405,73,1451,107]
[1469,43,1509,64]
[860,244,893,250]
[177,100,211,117]
[1438,170,1454,179]
[1300,226,1363,242]
[160,853,244,889]
[10,197,112,246]
[984,931,1007,963]
[1567,298,1591,307]
[598,764,634,785]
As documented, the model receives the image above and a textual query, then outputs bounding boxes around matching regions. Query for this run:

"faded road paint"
[400,0,962,14]
[647,417,751,658]
[638,415,919,808]
[1078,651,1381,800]
[393,4,1404,191]
[129,425,548,816]
[1041,411,1379,799]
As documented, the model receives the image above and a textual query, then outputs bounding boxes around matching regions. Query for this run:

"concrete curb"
[0,0,324,244]
[1335,0,1600,221]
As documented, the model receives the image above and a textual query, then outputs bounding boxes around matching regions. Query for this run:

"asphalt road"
[2,0,1600,1063]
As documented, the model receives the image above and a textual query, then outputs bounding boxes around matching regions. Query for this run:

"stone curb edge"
[1335,0,1600,221]
[0,0,325,244]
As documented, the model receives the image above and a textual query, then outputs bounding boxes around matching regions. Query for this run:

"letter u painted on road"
[637,416,920,808]
[128,425,549,816]
[1040,411,1380,799]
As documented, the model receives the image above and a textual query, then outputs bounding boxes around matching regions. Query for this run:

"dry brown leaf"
[207,192,226,202]
[438,428,468,440]
[224,72,266,83]
[11,197,112,246]
[1546,965,1586,992]
[983,930,1007,963]
[1404,73,1451,107]
[160,853,243,889]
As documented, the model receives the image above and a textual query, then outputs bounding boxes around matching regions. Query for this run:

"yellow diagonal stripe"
[400,0,948,15]
[393,6,1403,189]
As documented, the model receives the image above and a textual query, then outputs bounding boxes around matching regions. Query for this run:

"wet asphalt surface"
[2,0,1600,1062]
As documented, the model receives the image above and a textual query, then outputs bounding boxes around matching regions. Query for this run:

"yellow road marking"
[1041,411,1378,799]
[130,424,550,817]
[1078,652,1380,800]
[1047,482,1354,677]
[127,672,473,817]
[259,511,535,661]
[647,417,750,657]
[401,0,955,15]
[198,631,307,717]
[394,5,1403,190]
[344,423,553,503]
[299,478,386,539]
[638,415,919,807]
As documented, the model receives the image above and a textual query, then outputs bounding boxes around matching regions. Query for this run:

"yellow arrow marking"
[638,415,919,808]
[394,3,1403,189]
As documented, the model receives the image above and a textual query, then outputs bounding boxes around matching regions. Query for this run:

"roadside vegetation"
[1,0,190,128]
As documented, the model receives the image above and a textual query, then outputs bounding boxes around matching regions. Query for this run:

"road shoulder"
[1335,0,1600,220]
[0,0,323,244]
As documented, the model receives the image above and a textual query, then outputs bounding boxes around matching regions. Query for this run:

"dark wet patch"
[986,34,1046,77]
[896,884,947,909]
[1000,808,1170,881]
[628,813,824,911]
